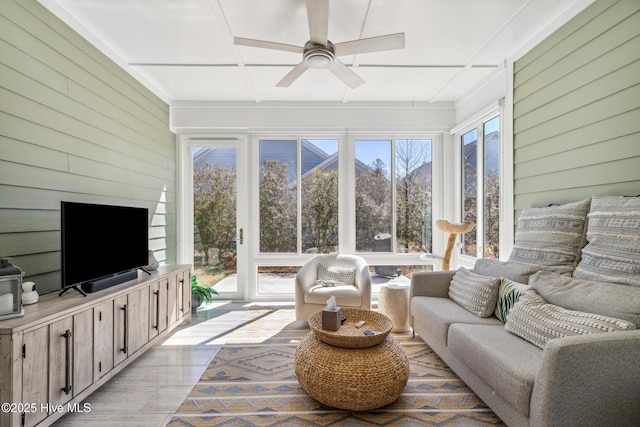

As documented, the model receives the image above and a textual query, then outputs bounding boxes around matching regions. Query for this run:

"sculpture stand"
[436,220,475,270]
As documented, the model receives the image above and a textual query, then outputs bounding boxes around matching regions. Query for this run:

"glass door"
[191,140,246,300]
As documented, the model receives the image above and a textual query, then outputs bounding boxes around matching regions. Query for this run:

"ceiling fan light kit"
[234,0,405,89]
[304,42,334,69]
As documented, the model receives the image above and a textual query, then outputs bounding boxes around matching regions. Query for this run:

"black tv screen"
[61,201,149,293]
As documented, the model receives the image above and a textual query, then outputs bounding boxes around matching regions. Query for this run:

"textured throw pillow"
[505,290,636,349]
[448,268,501,317]
[573,196,640,287]
[316,263,356,287]
[494,278,531,322]
[508,199,591,275]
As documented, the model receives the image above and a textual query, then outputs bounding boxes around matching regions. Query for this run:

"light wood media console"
[0,265,192,427]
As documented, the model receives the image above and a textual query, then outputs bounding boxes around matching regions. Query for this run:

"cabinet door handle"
[179,278,184,312]
[153,290,160,330]
[61,330,73,395]
[120,304,128,354]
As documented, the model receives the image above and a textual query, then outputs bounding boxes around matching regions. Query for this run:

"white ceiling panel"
[248,66,350,101]
[134,66,256,101]
[346,67,461,102]
[38,0,593,104]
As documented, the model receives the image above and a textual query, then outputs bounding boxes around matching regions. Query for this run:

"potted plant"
[191,275,219,312]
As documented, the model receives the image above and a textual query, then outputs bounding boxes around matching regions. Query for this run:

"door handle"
[238,228,243,245]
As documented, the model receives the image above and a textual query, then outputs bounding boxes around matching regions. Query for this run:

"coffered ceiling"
[38,0,592,104]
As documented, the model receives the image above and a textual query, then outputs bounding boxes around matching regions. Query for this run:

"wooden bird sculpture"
[436,220,475,270]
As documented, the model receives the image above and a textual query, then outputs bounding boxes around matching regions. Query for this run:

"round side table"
[378,283,411,333]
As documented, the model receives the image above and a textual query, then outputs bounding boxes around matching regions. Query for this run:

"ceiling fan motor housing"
[304,41,335,68]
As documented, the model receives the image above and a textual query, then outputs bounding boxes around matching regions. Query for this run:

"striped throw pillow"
[448,268,500,317]
[573,196,640,287]
[505,290,636,349]
[508,199,590,275]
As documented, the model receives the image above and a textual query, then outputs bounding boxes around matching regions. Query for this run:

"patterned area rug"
[168,324,505,427]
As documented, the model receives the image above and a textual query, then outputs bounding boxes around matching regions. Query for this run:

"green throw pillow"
[494,278,530,322]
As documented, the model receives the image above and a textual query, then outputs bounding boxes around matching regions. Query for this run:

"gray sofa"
[409,196,640,427]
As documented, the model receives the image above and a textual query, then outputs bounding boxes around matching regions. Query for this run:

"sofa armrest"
[410,271,456,299]
[530,329,640,427]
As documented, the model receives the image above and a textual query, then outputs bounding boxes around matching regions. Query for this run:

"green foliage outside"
[193,142,437,286]
[193,163,237,264]
[301,169,339,253]
[355,158,393,251]
[259,160,297,252]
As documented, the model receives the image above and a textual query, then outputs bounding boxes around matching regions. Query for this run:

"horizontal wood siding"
[0,0,176,294]
[513,0,640,211]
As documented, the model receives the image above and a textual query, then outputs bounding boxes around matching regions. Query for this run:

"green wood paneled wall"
[0,0,177,294]
[513,0,640,211]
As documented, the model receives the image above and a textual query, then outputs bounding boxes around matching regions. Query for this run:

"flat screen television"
[60,201,149,296]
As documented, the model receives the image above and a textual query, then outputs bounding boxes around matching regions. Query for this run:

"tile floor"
[52,301,303,426]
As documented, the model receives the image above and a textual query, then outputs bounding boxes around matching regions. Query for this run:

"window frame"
[452,108,504,267]
[251,133,442,284]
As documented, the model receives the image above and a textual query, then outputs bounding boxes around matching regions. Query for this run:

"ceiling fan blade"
[276,61,310,87]
[306,0,329,45]
[334,33,405,57]
[234,37,303,54]
[329,60,364,89]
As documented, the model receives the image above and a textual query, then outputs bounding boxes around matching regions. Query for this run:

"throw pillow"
[508,198,591,275]
[573,196,640,287]
[505,290,636,349]
[494,278,531,322]
[448,267,501,317]
[316,263,356,287]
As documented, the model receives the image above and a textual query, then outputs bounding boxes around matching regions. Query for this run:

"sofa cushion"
[508,199,591,275]
[505,291,636,349]
[448,268,501,317]
[573,195,640,287]
[410,296,502,345]
[448,323,542,417]
[473,258,540,283]
[305,284,361,306]
[530,270,640,326]
[495,278,531,322]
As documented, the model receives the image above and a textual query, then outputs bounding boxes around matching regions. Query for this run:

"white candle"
[0,293,14,315]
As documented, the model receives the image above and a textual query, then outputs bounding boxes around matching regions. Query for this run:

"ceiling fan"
[234,0,405,89]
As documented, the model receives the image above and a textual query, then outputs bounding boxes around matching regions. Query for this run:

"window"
[355,139,433,254]
[459,115,500,259]
[258,139,339,254]
[183,132,438,300]
[355,140,392,252]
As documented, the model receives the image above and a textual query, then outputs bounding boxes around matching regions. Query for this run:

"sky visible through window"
[307,139,433,170]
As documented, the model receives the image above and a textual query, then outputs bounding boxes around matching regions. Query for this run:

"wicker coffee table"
[294,309,409,411]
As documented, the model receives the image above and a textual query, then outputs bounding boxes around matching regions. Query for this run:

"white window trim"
[450,104,506,269]
[178,129,446,301]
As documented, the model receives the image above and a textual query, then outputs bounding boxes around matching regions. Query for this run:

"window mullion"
[297,138,302,254]
[476,125,485,259]
[391,139,397,254]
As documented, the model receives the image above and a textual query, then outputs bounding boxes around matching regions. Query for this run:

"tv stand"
[0,265,192,427]
[58,284,87,297]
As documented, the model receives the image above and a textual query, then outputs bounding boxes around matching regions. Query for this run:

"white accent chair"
[295,253,372,322]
